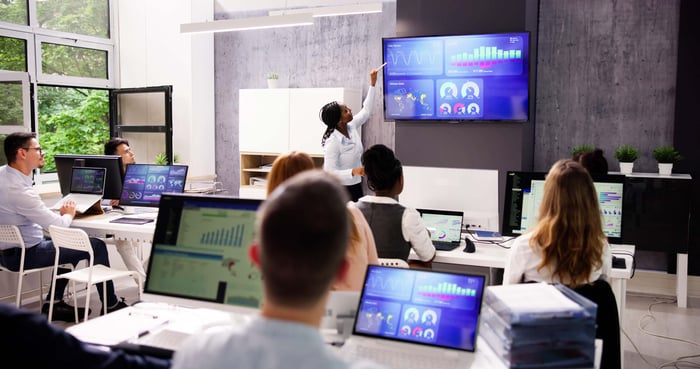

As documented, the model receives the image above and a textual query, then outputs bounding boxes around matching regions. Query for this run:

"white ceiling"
[214,0,393,13]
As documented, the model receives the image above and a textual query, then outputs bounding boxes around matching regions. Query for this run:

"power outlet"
[463,217,487,230]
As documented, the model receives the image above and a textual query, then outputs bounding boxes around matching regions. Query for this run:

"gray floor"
[32,282,700,369]
[622,293,700,369]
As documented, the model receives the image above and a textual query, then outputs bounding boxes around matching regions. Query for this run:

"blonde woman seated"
[503,159,611,287]
[266,151,379,291]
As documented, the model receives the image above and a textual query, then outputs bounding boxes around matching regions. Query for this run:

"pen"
[136,320,170,339]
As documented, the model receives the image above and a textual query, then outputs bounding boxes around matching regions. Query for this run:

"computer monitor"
[142,193,263,315]
[119,164,188,207]
[502,171,625,244]
[54,154,124,200]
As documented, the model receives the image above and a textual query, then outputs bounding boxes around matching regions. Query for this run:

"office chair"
[47,225,141,323]
[0,224,55,308]
[378,258,409,268]
[575,279,621,369]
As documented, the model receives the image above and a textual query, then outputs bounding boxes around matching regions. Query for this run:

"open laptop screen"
[352,265,486,352]
[417,208,464,243]
[119,164,189,207]
[144,193,263,311]
[70,167,106,195]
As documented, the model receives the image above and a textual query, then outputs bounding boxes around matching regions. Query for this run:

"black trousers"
[345,183,363,202]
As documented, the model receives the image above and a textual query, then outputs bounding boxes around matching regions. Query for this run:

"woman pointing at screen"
[320,66,382,202]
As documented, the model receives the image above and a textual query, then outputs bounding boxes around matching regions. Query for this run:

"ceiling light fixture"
[268,3,382,18]
[180,13,313,34]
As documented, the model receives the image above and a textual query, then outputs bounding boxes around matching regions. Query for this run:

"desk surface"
[409,238,635,280]
[409,238,511,269]
[71,211,157,242]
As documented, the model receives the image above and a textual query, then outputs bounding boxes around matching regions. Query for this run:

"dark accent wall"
[674,0,700,275]
[395,0,540,229]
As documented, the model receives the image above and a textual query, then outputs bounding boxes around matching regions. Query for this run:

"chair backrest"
[574,279,621,369]
[48,225,95,265]
[0,225,26,271]
[378,258,409,268]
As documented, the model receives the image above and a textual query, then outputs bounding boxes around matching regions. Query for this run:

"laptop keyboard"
[342,342,458,369]
[433,240,459,251]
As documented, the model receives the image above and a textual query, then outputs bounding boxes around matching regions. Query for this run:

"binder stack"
[478,283,597,368]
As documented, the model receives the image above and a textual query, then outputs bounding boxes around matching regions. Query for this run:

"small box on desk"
[478,283,596,368]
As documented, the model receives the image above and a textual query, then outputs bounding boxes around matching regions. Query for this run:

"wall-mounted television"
[382,32,529,122]
[502,171,625,244]
[54,154,124,200]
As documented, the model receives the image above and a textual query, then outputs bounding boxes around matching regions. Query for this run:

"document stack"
[478,283,597,368]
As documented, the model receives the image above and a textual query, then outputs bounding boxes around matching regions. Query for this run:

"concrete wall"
[213,4,397,194]
[535,0,680,172]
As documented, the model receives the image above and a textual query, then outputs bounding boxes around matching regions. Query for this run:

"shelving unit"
[239,152,323,199]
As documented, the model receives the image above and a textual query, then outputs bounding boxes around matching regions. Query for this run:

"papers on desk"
[479,283,597,369]
[66,306,170,346]
[486,283,580,313]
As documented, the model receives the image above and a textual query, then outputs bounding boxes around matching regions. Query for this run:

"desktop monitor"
[119,164,189,207]
[54,154,124,200]
[142,193,263,315]
[502,171,625,244]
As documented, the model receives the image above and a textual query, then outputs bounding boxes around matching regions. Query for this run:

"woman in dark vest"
[355,144,436,262]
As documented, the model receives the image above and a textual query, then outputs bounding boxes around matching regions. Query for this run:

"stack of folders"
[478,283,596,369]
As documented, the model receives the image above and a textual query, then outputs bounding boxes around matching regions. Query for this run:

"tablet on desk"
[110,217,155,225]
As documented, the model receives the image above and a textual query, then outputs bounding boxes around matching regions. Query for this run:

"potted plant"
[154,152,169,165]
[266,72,279,89]
[652,145,682,176]
[614,145,638,174]
[571,144,595,158]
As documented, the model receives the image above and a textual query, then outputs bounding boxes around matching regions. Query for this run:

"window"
[0,0,113,184]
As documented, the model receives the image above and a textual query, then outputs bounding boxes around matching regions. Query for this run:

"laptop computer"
[69,193,264,358]
[51,167,106,213]
[124,193,264,355]
[339,264,486,368]
[417,208,464,251]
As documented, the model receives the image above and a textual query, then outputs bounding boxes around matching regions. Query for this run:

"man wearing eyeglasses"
[0,132,128,321]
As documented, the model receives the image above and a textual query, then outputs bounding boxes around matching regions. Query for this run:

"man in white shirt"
[0,132,128,321]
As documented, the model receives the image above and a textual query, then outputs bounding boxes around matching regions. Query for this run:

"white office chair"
[0,224,55,308]
[47,225,141,323]
[378,258,409,268]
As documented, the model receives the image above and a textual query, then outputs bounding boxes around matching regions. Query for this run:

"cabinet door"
[239,89,289,153]
[288,88,360,156]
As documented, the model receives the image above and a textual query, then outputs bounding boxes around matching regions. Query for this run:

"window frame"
[0,0,116,185]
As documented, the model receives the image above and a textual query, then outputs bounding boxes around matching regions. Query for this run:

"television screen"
[119,164,189,207]
[54,154,124,200]
[382,32,529,122]
[502,171,625,244]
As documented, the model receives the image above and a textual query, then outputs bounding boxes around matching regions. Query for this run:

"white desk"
[409,239,634,320]
[71,212,157,244]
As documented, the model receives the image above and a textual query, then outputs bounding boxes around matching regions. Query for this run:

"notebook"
[417,208,464,251]
[50,167,106,213]
[339,265,486,368]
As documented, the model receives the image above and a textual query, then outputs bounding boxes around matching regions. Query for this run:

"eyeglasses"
[22,147,43,154]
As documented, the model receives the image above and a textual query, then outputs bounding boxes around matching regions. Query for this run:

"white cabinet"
[239,87,361,198]
[239,88,361,155]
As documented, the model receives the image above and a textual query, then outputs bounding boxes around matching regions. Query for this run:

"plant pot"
[267,79,279,89]
[658,163,673,176]
[619,162,634,175]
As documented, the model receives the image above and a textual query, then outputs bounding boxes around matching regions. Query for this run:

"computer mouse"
[463,238,476,253]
